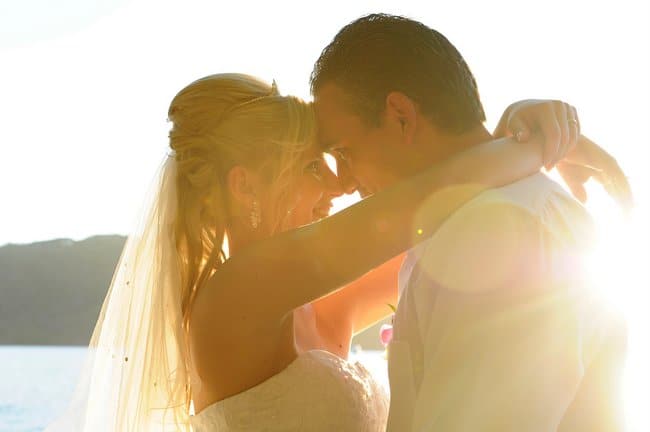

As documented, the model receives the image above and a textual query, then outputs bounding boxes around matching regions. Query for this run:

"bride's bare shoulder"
[191,262,274,324]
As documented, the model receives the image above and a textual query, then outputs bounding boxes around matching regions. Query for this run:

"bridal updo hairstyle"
[167,73,315,323]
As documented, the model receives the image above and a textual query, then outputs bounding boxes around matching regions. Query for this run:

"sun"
[581,179,650,432]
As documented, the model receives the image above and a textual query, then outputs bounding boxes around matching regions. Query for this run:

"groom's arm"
[311,252,403,340]
[409,197,607,431]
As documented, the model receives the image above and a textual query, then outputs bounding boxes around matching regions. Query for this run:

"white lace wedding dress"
[191,350,389,431]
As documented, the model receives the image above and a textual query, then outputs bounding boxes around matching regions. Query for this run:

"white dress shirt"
[386,173,624,432]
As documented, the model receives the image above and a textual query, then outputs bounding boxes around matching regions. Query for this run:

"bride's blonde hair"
[167,73,315,326]
[45,74,315,432]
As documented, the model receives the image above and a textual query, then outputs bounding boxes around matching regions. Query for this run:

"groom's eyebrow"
[318,136,337,152]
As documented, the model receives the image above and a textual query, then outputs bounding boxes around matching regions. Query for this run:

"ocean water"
[0,346,86,432]
[0,346,387,432]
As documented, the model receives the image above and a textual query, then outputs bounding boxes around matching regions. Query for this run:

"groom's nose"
[321,164,344,198]
[336,160,359,195]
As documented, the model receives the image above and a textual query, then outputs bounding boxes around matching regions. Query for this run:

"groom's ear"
[226,165,259,212]
[385,91,417,146]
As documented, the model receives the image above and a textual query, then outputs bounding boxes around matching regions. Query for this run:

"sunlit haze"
[1,0,648,430]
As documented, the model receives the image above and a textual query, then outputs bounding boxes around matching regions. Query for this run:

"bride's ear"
[226,165,259,213]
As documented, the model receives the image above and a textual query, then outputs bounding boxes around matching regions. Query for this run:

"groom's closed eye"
[318,135,337,152]
[332,148,350,163]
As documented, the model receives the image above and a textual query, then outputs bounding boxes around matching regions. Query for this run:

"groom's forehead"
[316,112,348,152]
[314,99,342,151]
[314,84,362,150]
[317,135,337,152]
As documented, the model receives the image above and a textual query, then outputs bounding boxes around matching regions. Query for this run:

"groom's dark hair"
[310,14,486,134]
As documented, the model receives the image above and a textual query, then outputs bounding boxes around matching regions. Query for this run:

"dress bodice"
[191,350,388,431]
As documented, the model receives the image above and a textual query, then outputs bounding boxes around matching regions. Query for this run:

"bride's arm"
[207,134,546,317]
[492,100,632,209]
[493,99,580,170]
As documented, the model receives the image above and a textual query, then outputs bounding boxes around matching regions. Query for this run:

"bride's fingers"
[567,105,580,156]
[588,148,634,212]
[554,102,570,168]
[508,116,530,142]
[595,168,634,213]
[568,181,588,204]
[557,162,593,203]
[558,160,634,213]
[560,135,633,212]
[539,103,562,170]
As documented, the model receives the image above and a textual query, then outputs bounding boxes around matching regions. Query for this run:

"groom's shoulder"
[415,174,591,294]
[454,172,594,242]
[477,172,563,205]
[468,173,588,219]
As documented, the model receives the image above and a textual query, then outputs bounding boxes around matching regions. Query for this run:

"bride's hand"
[557,136,633,212]
[494,99,580,170]
[494,100,632,212]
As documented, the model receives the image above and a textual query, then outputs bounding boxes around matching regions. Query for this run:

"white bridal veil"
[46,155,192,431]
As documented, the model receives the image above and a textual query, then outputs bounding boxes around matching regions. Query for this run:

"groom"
[311,14,626,432]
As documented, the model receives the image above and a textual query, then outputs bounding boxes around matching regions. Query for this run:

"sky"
[1,0,648,246]
[1,0,649,429]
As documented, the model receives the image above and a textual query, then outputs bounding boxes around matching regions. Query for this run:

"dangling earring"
[250,199,261,229]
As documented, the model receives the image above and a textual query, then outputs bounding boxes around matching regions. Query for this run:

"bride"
[46,73,628,431]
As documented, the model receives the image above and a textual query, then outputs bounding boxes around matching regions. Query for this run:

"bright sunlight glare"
[332,171,649,431]
[582,180,649,431]
[1,0,648,430]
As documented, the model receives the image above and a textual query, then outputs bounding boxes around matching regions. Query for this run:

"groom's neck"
[409,124,494,173]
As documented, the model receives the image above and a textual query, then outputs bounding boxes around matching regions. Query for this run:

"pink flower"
[379,323,393,347]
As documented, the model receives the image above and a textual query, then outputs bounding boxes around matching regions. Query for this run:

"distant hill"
[0,235,126,345]
[0,236,386,348]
